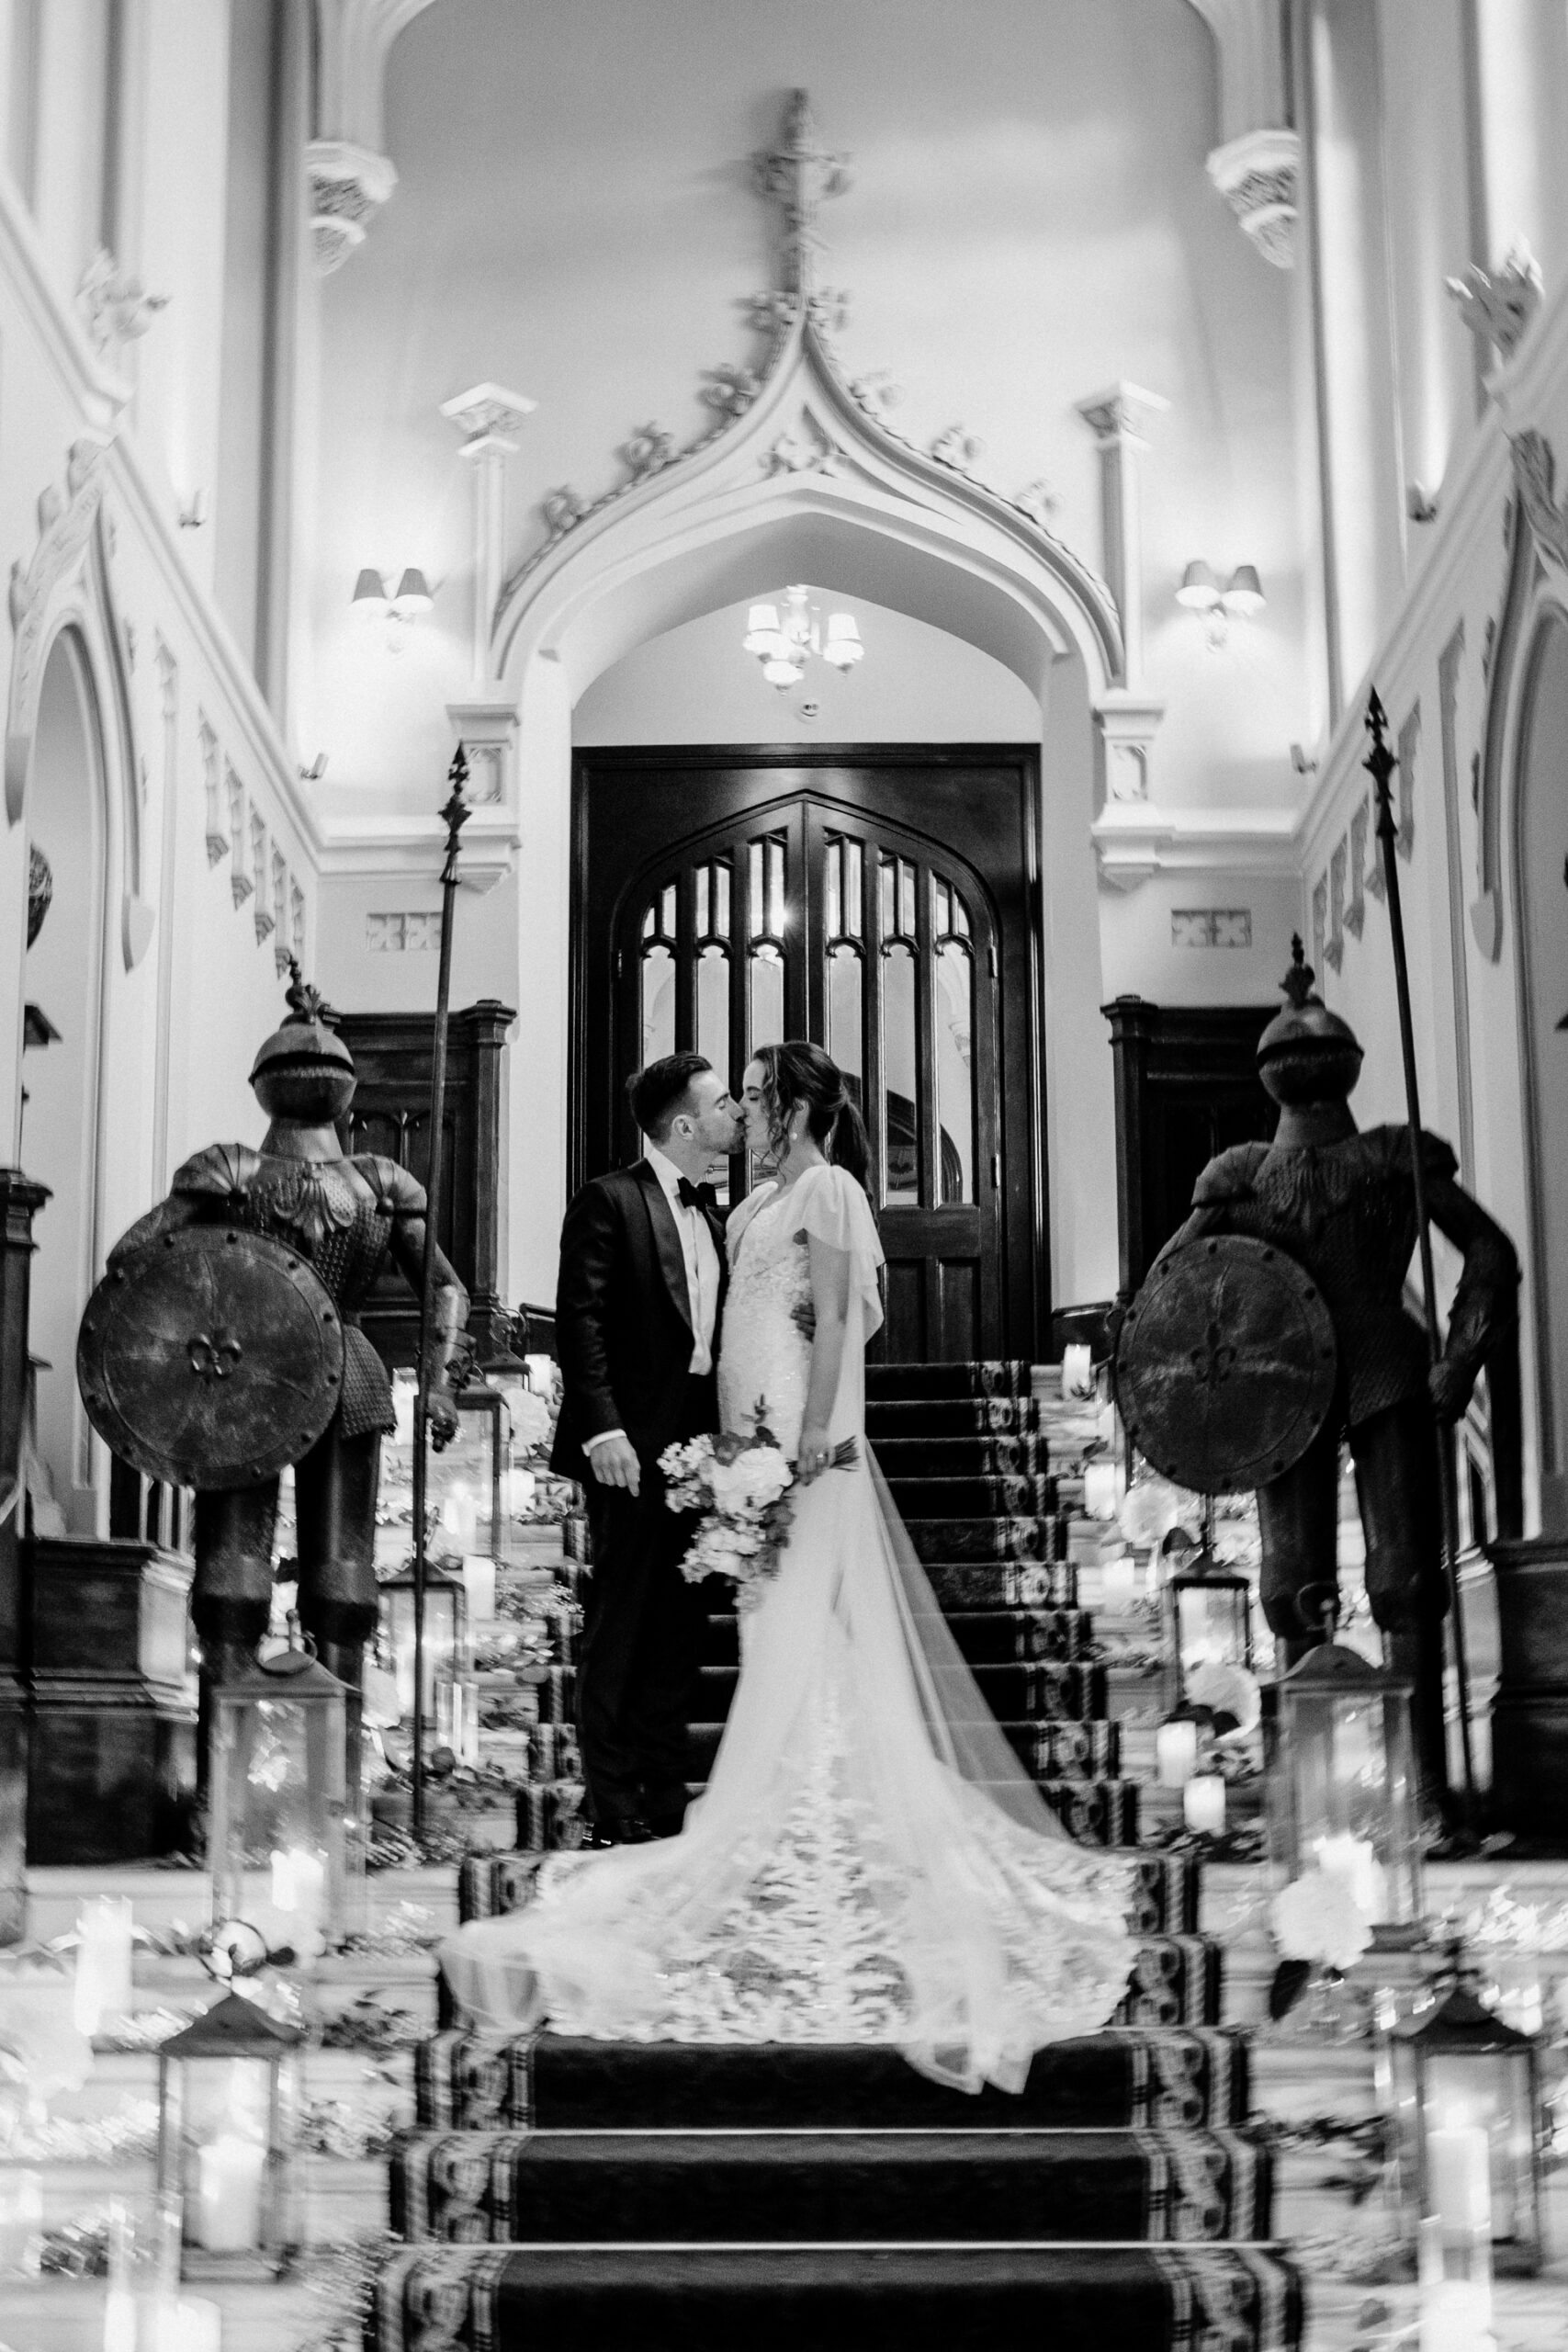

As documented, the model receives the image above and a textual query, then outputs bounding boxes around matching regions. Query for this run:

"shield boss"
[78,1226,345,1490]
[1115,1233,1337,1494]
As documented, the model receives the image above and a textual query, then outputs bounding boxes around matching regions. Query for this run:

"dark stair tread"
[866,1400,1042,1438]
[417,2028,1253,2132]
[885,1476,1059,1516]
[391,2124,1274,2244]
[874,1435,1054,1476]
[866,1361,1032,1400]
[371,2241,1306,2352]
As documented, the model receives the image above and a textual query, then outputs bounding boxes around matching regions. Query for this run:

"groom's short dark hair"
[627,1051,712,1142]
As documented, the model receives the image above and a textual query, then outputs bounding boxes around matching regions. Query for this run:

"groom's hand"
[589,1433,641,1496]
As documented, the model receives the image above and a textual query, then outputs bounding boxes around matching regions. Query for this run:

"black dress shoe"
[648,1812,687,1839]
[588,1815,656,1849]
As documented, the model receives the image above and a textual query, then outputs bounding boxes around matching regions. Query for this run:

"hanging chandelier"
[742,585,864,689]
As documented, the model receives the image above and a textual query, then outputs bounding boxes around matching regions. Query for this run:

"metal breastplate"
[236,1156,390,1315]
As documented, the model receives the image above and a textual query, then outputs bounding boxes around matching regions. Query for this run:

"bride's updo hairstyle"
[754,1041,872,1192]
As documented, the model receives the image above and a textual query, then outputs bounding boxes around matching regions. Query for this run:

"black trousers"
[1258,1393,1449,1805]
[576,1374,716,1826]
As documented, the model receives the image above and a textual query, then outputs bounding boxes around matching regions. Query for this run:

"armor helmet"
[1256,936,1364,1108]
[250,961,356,1122]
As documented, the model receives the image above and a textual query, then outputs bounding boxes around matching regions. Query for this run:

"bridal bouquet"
[660,1401,856,1607]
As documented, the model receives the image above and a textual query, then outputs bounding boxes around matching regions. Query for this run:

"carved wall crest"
[6,439,110,824]
[1448,240,1543,369]
[77,249,169,356]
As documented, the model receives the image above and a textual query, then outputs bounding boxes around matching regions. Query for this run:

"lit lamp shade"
[822,612,863,667]
[1223,563,1265,616]
[351,567,388,616]
[390,566,434,616]
[1385,1968,1544,2275]
[1176,560,1221,611]
[155,1993,304,2280]
[381,1565,469,1725]
[1268,1638,1424,1945]
[761,655,804,687]
[743,603,784,655]
[1162,1555,1253,1713]
[208,1639,349,1955]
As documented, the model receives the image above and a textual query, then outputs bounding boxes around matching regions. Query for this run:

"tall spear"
[1363,689,1480,1834]
[411,745,470,1836]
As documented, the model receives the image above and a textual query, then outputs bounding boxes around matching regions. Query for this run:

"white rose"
[1270,1868,1374,1972]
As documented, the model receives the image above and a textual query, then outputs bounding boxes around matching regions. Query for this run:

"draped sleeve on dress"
[794,1163,885,1339]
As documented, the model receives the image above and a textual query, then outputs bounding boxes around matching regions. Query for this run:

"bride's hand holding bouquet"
[659,1400,856,1608]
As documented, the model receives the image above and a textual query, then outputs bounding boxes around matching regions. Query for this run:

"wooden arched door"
[574,749,1043,1361]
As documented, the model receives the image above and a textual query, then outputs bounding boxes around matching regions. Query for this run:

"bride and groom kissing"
[443,1036,1137,2090]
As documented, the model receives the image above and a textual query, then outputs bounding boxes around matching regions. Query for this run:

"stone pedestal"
[0,1167,49,1939]
[1487,1533,1568,1844]
[25,1537,197,1864]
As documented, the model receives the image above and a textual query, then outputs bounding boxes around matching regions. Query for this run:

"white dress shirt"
[581,1145,722,1456]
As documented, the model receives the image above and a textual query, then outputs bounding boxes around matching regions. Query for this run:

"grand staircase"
[369,1362,1305,2350]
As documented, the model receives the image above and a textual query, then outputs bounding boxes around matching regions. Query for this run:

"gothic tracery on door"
[575,751,1043,1361]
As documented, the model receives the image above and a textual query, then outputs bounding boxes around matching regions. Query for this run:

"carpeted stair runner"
[373,1363,1301,2350]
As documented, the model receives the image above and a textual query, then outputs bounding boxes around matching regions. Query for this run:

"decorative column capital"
[1075,383,1168,447]
[306,140,398,276]
[1092,691,1168,812]
[446,700,518,809]
[441,381,538,458]
[1206,127,1301,269]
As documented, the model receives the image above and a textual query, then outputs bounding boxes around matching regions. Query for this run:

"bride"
[441,1041,1135,2093]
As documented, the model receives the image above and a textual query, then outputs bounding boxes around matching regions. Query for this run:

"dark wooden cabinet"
[1102,997,1278,1306]
[333,1001,516,1368]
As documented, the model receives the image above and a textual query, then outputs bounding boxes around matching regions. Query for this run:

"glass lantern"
[1163,1550,1254,1713]
[1385,1953,1545,2277]
[1268,1638,1424,1946]
[208,1632,349,1956]
[155,1992,304,2279]
[381,1563,469,1726]
[428,1385,505,1555]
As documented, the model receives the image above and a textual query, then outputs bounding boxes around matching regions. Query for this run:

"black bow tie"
[676,1178,716,1213]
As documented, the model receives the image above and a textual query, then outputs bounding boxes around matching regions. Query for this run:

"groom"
[550,1053,741,1845]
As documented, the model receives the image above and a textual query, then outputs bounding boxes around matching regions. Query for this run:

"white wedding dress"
[442,1162,1136,2093]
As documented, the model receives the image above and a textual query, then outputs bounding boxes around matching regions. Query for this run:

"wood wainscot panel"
[25,1537,197,1863]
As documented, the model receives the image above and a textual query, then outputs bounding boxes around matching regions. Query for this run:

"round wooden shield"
[77,1225,344,1490]
[1114,1233,1337,1494]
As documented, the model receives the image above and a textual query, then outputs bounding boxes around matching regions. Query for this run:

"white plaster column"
[1299,0,1405,713]
[1076,384,1167,806]
[308,0,437,271]
[441,383,537,687]
[509,650,573,1305]
[1468,0,1568,300]
[1186,0,1303,266]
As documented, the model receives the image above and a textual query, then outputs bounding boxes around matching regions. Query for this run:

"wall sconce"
[352,567,434,649]
[1177,561,1265,648]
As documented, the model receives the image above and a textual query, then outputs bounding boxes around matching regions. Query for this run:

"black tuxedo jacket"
[549,1160,728,1485]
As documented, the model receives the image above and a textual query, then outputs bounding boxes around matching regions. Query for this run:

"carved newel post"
[0,1168,50,1939]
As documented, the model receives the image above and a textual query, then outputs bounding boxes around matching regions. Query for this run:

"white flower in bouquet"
[505,1388,553,1455]
[710,1447,794,1513]
[1270,1867,1375,1973]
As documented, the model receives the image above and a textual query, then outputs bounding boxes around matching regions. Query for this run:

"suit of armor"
[1168,944,1517,1821]
[107,978,468,1717]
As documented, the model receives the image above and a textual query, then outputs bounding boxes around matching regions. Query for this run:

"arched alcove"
[1513,605,1568,1533]
[23,628,110,1534]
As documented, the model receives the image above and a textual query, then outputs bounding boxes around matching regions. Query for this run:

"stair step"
[414,2029,1253,2132]
[865,1398,1041,1438]
[872,1434,1053,1476]
[866,1360,1032,1402]
[885,1475,1059,1517]
[946,1607,1096,1661]
[906,1518,1064,1565]
[695,1660,1111,1723]
[920,1560,1078,1609]
[368,2242,1306,2352]
[389,2124,1274,2245]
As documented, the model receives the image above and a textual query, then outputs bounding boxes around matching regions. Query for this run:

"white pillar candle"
[195,2132,265,2252]
[1418,2279,1494,2352]
[147,2296,223,2352]
[269,1847,326,1951]
[0,2167,41,2277]
[505,1466,536,1520]
[1312,1832,1385,1919]
[73,1895,135,2035]
[1062,1343,1093,1398]
[462,1554,497,1622]
[1156,1720,1199,1787]
[1082,1459,1120,1519]
[1427,2124,1492,2238]
[1183,1774,1226,1835]
[1101,1553,1136,1609]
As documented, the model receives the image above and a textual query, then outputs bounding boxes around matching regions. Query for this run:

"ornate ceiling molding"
[307,0,438,271]
[6,437,110,824]
[491,92,1124,698]
[1184,1,1298,268]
